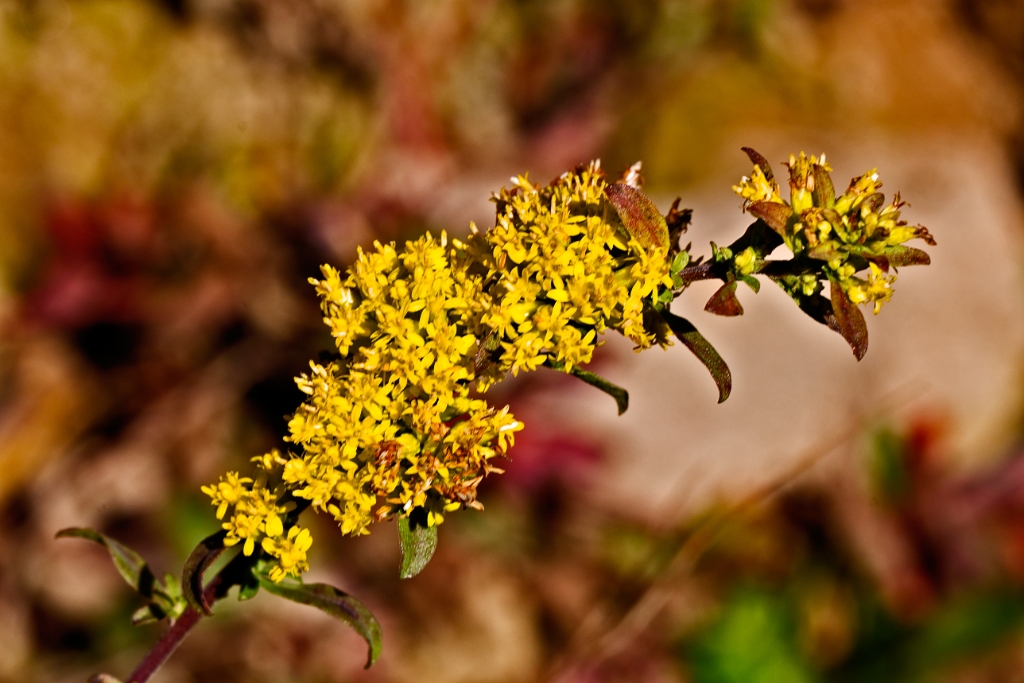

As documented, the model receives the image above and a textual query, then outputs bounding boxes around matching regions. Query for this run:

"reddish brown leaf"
[741,147,775,183]
[864,253,891,272]
[255,569,383,668]
[747,201,792,236]
[606,183,669,254]
[885,245,931,267]
[181,530,227,615]
[662,310,732,403]
[829,278,868,360]
[705,281,744,317]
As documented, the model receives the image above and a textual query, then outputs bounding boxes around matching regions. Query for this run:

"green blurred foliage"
[687,587,818,683]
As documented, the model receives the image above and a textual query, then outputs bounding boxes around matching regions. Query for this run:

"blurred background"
[2,0,1024,681]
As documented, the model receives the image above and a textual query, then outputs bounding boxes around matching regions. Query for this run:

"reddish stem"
[121,577,222,683]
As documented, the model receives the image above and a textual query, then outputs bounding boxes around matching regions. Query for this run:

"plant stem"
[116,501,310,682]
[123,577,221,683]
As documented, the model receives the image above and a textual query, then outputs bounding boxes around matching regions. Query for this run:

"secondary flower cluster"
[734,152,935,313]
[200,466,312,582]
[205,162,675,581]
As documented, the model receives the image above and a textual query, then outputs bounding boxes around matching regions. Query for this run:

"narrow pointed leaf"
[255,569,383,668]
[606,183,669,254]
[741,147,775,183]
[884,245,931,267]
[549,360,629,414]
[182,530,227,616]
[56,528,155,598]
[398,512,438,579]
[747,201,792,236]
[661,311,732,403]
[812,164,835,207]
[705,281,744,317]
[570,367,629,414]
[829,278,868,360]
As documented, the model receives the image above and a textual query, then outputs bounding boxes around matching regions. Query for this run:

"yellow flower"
[733,165,782,206]
[845,263,895,314]
[262,526,313,581]
[201,472,252,520]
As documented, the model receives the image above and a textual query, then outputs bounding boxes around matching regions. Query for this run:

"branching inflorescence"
[60,149,934,680]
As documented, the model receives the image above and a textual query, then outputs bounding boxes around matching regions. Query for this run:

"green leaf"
[705,281,744,317]
[151,573,186,621]
[829,277,868,360]
[550,360,629,415]
[56,528,156,598]
[398,511,438,579]
[131,603,165,627]
[661,311,732,403]
[671,250,690,275]
[884,245,930,267]
[255,568,383,668]
[741,147,775,184]
[737,274,760,293]
[746,201,791,236]
[182,530,227,616]
[812,163,835,207]
[238,570,261,601]
[606,183,669,254]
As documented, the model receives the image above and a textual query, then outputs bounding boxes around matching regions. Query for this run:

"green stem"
[547,360,629,415]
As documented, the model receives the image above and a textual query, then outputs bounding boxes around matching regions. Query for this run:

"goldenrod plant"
[60,149,934,683]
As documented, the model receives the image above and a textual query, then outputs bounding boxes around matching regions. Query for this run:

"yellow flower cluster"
[206,162,674,580]
[287,230,523,534]
[201,466,311,581]
[734,152,934,313]
[471,163,674,389]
